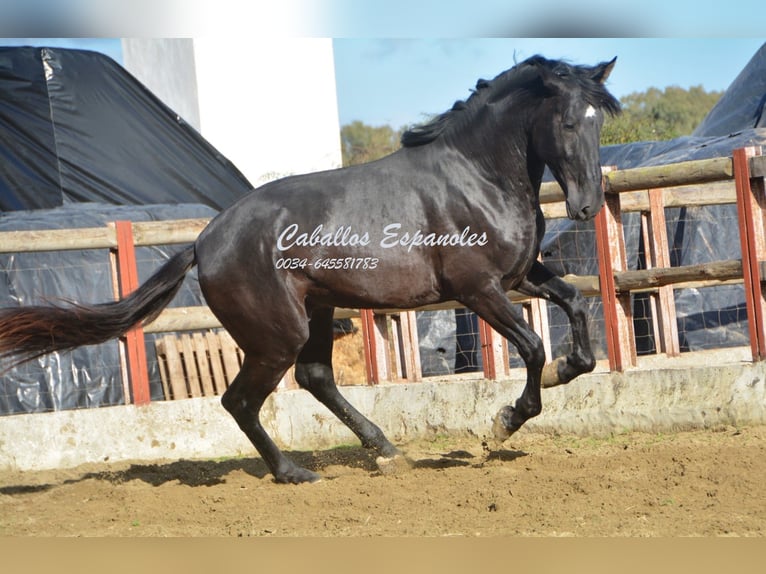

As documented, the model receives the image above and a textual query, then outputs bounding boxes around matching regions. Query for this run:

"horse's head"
[528,57,619,221]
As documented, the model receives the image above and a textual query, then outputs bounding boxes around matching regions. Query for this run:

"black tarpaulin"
[693,42,766,137]
[0,46,257,414]
[0,46,253,211]
[0,203,217,415]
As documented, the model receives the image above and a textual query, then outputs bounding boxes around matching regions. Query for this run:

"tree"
[340,121,403,166]
[601,85,723,145]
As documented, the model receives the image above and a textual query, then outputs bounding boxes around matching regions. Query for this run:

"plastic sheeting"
[0,203,217,415]
[0,46,256,414]
[0,47,253,211]
[693,43,766,138]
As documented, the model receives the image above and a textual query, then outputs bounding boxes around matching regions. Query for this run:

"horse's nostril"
[580,205,592,219]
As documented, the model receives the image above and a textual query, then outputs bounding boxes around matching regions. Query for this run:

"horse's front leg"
[518,261,596,388]
[460,282,546,442]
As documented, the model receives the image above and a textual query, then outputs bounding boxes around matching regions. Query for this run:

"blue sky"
[332,38,765,127]
[1,37,764,130]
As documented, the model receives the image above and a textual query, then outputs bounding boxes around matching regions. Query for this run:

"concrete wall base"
[1,349,764,471]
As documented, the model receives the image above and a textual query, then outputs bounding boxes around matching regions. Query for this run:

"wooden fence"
[1,147,764,406]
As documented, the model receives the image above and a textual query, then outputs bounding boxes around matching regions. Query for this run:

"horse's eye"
[564,123,576,131]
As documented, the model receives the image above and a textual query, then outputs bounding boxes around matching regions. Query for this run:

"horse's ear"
[592,57,617,84]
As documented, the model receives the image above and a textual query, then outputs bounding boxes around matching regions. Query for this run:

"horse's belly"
[303,258,442,310]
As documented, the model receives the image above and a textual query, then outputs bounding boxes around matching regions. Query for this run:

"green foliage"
[601,85,723,145]
[340,121,403,166]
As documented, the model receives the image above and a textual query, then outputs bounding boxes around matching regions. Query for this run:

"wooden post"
[733,147,766,361]
[478,318,497,380]
[360,309,392,384]
[645,188,680,356]
[478,319,510,381]
[524,292,552,363]
[595,192,636,371]
[113,221,152,405]
[359,309,379,384]
[393,311,422,382]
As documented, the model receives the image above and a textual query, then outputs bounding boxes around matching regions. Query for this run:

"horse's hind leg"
[518,261,596,388]
[294,307,407,472]
[221,351,323,484]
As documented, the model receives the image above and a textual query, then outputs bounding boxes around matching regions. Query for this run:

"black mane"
[401,55,621,148]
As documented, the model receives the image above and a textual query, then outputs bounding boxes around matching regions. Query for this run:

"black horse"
[0,55,619,483]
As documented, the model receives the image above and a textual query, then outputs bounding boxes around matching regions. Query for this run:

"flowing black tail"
[0,245,197,367]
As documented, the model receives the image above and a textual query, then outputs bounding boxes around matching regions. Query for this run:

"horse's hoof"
[492,405,517,443]
[541,357,567,388]
[274,467,322,484]
[376,454,412,476]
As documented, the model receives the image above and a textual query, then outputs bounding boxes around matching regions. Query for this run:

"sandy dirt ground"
[2,423,766,537]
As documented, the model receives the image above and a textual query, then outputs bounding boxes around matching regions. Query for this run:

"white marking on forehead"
[584,105,597,119]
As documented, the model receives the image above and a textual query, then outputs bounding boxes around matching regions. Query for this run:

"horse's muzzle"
[566,201,599,221]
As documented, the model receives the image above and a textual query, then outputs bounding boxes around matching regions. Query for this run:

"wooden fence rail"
[1,149,764,404]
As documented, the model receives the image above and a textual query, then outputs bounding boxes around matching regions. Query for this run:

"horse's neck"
[444,109,539,193]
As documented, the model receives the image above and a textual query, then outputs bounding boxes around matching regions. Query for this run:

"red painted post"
[733,147,766,361]
[594,191,636,372]
[114,221,152,405]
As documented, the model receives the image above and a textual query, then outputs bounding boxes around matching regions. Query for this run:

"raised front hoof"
[376,454,413,476]
[541,357,568,388]
[273,466,322,485]
[492,405,520,444]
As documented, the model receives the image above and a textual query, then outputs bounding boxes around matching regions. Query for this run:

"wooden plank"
[109,249,132,405]
[478,318,497,380]
[192,332,215,396]
[145,306,360,334]
[279,367,298,391]
[484,319,498,380]
[399,311,421,381]
[0,226,117,253]
[614,260,743,292]
[359,309,378,384]
[155,338,172,401]
[641,213,664,351]
[542,180,737,219]
[204,332,228,394]
[360,309,392,384]
[180,334,202,398]
[389,315,405,380]
[750,154,766,178]
[162,336,188,400]
[604,156,734,194]
[154,331,242,399]
[524,297,552,363]
[219,331,242,385]
[131,218,210,246]
[144,306,222,333]
[647,188,680,356]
